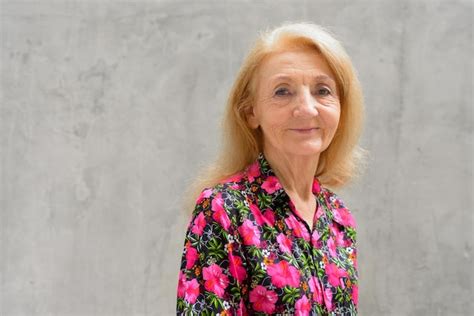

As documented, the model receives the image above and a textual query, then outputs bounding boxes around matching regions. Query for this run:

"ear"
[245,106,259,129]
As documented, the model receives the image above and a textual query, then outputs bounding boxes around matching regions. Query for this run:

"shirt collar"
[251,151,323,199]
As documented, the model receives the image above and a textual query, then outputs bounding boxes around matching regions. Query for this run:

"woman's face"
[248,48,341,158]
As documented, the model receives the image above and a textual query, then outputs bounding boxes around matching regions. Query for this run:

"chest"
[236,205,358,314]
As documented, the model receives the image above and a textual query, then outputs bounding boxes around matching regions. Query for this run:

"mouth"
[289,127,320,134]
[290,127,319,131]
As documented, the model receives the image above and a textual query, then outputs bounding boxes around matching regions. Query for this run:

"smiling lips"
[290,127,320,134]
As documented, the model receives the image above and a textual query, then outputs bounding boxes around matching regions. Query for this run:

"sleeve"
[176,188,248,316]
[327,191,359,310]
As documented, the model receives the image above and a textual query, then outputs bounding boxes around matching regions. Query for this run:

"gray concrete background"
[1,0,472,315]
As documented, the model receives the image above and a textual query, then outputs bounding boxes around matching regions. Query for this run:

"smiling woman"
[177,22,367,315]
[247,48,341,162]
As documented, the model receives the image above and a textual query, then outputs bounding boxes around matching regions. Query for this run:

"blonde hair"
[183,22,368,213]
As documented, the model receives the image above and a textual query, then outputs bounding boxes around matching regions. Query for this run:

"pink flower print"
[220,172,244,184]
[276,233,292,253]
[203,264,229,298]
[211,192,231,231]
[315,202,324,221]
[285,215,310,241]
[261,176,282,194]
[325,262,349,287]
[312,177,321,194]
[229,183,241,190]
[263,209,275,226]
[191,212,206,236]
[327,236,338,258]
[267,260,301,288]
[308,276,323,304]
[332,207,356,227]
[177,270,187,298]
[238,219,261,246]
[185,245,198,269]
[295,294,311,316]
[311,230,321,248]
[196,188,213,204]
[229,253,247,282]
[250,203,265,226]
[323,287,333,311]
[352,284,359,306]
[184,278,200,303]
[250,203,275,226]
[237,298,248,316]
[329,223,346,247]
[247,160,261,182]
[249,285,278,314]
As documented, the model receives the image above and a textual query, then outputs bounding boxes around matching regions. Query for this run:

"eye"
[274,87,291,97]
[317,87,331,96]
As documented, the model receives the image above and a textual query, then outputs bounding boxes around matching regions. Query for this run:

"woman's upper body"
[177,152,358,315]
[177,22,366,315]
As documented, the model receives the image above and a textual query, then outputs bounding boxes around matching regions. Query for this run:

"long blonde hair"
[183,22,368,213]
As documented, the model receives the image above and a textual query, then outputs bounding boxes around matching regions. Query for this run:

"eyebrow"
[270,74,336,85]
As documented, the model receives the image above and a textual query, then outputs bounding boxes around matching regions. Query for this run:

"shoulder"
[190,172,249,233]
[320,186,357,229]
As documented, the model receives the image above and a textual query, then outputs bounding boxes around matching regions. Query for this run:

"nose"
[293,87,319,117]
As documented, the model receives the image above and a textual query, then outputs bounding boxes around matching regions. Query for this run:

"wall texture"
[1,0,472,315]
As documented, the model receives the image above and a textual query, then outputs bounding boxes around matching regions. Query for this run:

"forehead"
[257,49,336,85]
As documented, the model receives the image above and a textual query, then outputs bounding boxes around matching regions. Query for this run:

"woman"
[176,22,367,315]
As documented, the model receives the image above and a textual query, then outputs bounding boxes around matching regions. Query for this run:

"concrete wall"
[1,0,472,315]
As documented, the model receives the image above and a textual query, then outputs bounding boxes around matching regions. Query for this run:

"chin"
[286,146,324,157]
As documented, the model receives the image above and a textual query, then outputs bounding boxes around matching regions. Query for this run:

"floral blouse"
[176,152,358,315]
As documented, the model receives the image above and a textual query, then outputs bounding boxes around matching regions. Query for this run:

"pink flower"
[185,245,198,269]
[330,223,347,247]
[276,233,292,253]
[352,284,359,306]
[285,215,310,241]
[311,230,321,248]
[324,288,333,311]
[247,161,261,182]
[267,260,301,288]
[229,253,247,282]
[332,207,356,227]
[315,202,324,221]
[325,262,349,287]
[184,278,200,304]
[237,298,248,315]
[202,264,229,298]
[177,270,187,298]
[327,237,337,258]
[262,209,275,226]
[295,294,311,316]
[191,212,206,236]
[308,276,323,304]
[261,176,282,194]
[312,178,321,194]
[249,285,278,314]
[196,188,213,204]
[220,172,243,183]
[238,219,261,246]
[211,192,231,231]
[250,203,275,226]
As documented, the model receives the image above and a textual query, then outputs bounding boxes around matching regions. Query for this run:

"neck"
[263,147,319,201]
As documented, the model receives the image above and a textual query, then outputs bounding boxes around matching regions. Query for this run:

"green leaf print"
[234,198,249,217]
[257,193,272,209]
[282,286,300,304]
[346,227,357,242]
[262,226,277,240]
[248,245,263,259]
[207,238,226,260]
